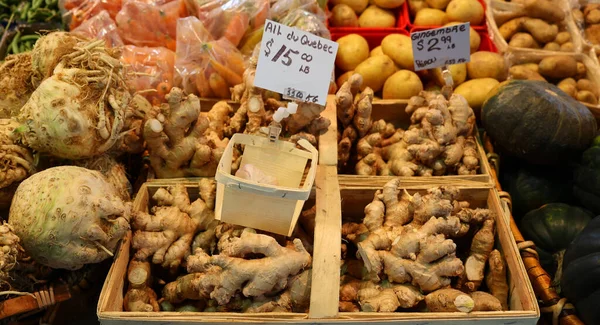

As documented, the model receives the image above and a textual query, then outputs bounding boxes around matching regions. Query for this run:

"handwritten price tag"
[411,23,471,71]
[254,20,338,106]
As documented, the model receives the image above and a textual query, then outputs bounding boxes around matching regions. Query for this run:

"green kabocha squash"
[574,135,600,214]
[562,216,600,325]
[482,80,597,165]
[520,203,593,275]
[506,164,574,220]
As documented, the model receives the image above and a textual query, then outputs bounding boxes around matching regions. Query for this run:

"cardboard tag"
[254,20,338,106]
[411,23,471,71]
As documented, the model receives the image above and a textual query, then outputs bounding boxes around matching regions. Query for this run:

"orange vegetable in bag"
[121,46,176,105]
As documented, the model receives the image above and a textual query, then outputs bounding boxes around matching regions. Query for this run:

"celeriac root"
[0,222,21,290]
[143,88,231,178]
[0,53,34,118]
[0,119,35,209]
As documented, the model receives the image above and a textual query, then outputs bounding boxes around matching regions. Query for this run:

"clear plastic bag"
[115,0,188,51]
[121,45,176,105]
[71,10,124,47]
[279,8,330,39]
[175,16,246,98]
[270,0,327,23]
[62,0,123,30]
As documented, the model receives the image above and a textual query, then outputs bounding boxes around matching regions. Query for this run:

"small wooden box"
[329,175,540,324]
[97,167,341,324]
[320,95,494,185]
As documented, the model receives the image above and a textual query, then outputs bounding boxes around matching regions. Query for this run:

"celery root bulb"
[0,53,34,118]
[30,32,87,87]
[16,36,130,160]
[8,166,131,270]
[0,119,34,209]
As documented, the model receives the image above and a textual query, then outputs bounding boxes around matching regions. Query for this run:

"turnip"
[8,166,131,270]
[16,34,131,160]
[0,119,34,209]
[0,53,35,118]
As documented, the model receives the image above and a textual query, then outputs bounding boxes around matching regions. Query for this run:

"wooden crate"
[505,50,600,118]
[484,0,582,54]
[97,166,342,324]
[333,175,540,324]
[322,94,494,185]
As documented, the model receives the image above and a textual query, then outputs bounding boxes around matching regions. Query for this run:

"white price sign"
[411,23,471,71]
[254,20,338,106]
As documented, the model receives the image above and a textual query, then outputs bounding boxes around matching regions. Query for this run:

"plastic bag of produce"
[279,8,330,39]
[71,10,123,47]
[62,0,122,30]
[270,0,327,23]
[175,16,246,98]
[185,0,270,47]
[115,0,188,51]
[121,45,176,105]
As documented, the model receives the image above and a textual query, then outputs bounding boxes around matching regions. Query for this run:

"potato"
[374,0,406,8]
[444,22,480,53]
[354,55,397,92]
[499,18,526,41]
[337,71,355,89]
[514,63,540,73]
[331,0,369,13]
[557,78,578,98]
[454,78,500,114]
[573,8,584,23]
[336,34,370,72]
[509,66,547,81]
[381,34,414,70]
[446,0,484,25]
[383,70,423,99]
[432,63,467,86]
[560,42,575,52]
[331,4,360,27]
[555,31,571,45]
[466,51,507,80]
[414,8,448,25]
[577,79,598,96]
[522,19,558,43]
[509,33,540,49]
[408,0,429,15]
[543,42,561,51]
[359,5,396,27]
[576,62,587,79]
[538,56,578,79]
[426,0,450,10]
[371,46,384,56]
[577,90,599,105]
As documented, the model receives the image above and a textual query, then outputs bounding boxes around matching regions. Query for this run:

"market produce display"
[410,0,485,27]
[329,0,402,28]
[573,3,600,46]
[124,180,314,313]
[339,180,508,312]
[0,0,61,23]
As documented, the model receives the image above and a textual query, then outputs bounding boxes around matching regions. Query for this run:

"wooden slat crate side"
[98,179,326,323]
[325,95,493,184]
[335,181,539,324]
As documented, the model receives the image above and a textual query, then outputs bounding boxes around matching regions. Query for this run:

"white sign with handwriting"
[254,20,338,106]
[411,23,471,71]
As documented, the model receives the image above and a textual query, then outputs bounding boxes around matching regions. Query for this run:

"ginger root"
[124,259,159,312]
[486,249,509,310]
[425,288,503,312]
[163,229,311,305]
[131,179,216,270]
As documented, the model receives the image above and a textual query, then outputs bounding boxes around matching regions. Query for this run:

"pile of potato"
[494,0,574,51]
[509,55,599,105]
[329,0,403,28]
[409,0,485,26]
[334,33,508,115]
[572,4,600,46]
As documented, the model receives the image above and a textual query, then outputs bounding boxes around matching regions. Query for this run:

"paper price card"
[411,23,471,71]
[254,20,339,106]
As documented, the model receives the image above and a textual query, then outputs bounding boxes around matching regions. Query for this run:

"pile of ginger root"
[339,179,509,313]
[124,178,315,313]
[336,74,479,177]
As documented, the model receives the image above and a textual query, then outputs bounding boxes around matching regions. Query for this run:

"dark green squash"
[520,203,593,275]
[506,165,573,220]
[562,216,600,325]
[574,135,600,214]
[482,80,597,165]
